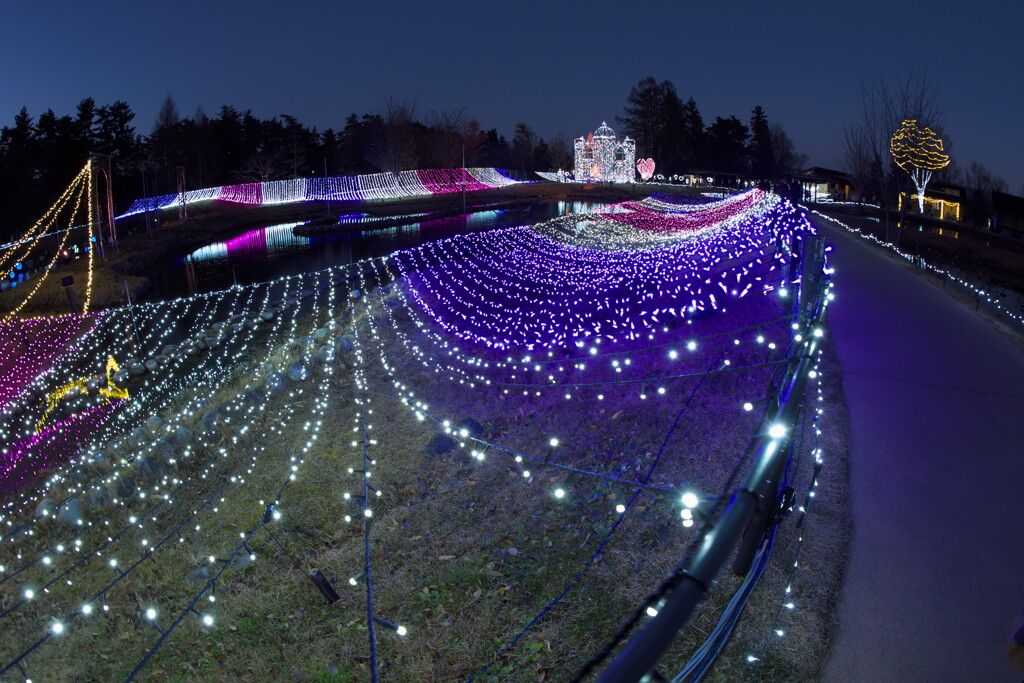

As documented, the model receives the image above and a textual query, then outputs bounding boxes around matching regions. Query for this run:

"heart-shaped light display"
[637,158,655,181]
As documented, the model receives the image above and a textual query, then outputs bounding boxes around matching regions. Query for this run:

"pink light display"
[217,183,263,205]
[118,169,531,218]
[0,314,100,412]
[416,169,489,194]
[637,158,656,181]
[604,191,761,234]
[392,192,806,350]
[0,402,120,498]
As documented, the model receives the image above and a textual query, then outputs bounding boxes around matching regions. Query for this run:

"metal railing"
[585,233,831,682]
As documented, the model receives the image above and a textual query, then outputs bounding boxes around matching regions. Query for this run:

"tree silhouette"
[748,106,773,179]
[890,119,950,214]
[705,116,749,174]
[617,77,663,158]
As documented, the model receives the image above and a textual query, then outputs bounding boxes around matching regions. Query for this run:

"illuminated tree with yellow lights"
[890,119,950,215]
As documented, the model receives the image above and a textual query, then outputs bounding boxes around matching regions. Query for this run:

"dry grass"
[0,273,852,681]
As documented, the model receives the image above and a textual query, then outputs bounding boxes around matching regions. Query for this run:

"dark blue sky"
[2,0,1021,190]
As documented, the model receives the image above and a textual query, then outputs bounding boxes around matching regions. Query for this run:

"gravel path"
[814,217,1024,681]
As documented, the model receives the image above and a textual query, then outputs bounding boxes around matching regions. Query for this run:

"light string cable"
[3,180,88,321]
[351,305,380,682]
[356,206,796,679]
[0,267,330,678]
[463,290,779,683]
[0,278,296,610]
[0,292,219,534]
[674,291,830,680]
[364,197,802,475]
[570,232,827,681]
[0,311,108,441]
[0,278,300,594]
[810,208,1024,331]
[670,228,829,679]
[366,253,710,494]
[0,312,128,518]
[672,366,815,681]
[389,196,794,352]
[0,164,89,274]
[0,281,303,634]
[362,257,687,494]
[121,277,339,682]
[373,198,800,404]
[0,370,311,679]
[378,234,796,393]
[0,263,200,435]
[747,357,827,677]
[116,168,530,220]
[0,284,238,542]
[82,160,95,314]
[1,254,335,531]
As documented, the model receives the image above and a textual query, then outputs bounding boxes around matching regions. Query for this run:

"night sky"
[2,0,1021,190]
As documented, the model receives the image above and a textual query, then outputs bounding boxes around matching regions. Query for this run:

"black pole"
[124,280,141,349]
[593,237,829,683]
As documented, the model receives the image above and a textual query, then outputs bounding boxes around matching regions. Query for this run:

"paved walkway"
[816,218,1024,682]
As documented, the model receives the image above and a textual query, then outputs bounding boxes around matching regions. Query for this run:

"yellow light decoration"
[898,193,961,222]
[3,182,87,321]
[83,160,95,314]
[35,356,129,433]
[890,119,950,214]
[0,164,89,276]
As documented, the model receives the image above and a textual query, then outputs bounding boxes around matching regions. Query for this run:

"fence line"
[578,232,831,682]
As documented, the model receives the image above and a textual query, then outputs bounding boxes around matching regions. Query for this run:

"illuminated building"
[573,122,636,183]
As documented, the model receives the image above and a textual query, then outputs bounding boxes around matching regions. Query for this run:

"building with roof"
[994,190,1024,239]
[573,122,636,183]
[795,167,852,203]
[898,184,963,222]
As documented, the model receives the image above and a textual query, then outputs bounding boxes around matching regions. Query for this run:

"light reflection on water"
[155,200,607,299]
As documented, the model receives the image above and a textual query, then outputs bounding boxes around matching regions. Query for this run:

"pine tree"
[657,83,687,174]
[618,77,664,158]
[681,98,705,169]
[705,116,749,174]
[748,105,773,179]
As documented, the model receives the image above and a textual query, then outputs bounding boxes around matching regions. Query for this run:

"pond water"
[147,199,609,301]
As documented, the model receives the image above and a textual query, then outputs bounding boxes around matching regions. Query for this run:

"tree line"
[0,96,573,240]
[616,77,806,180]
